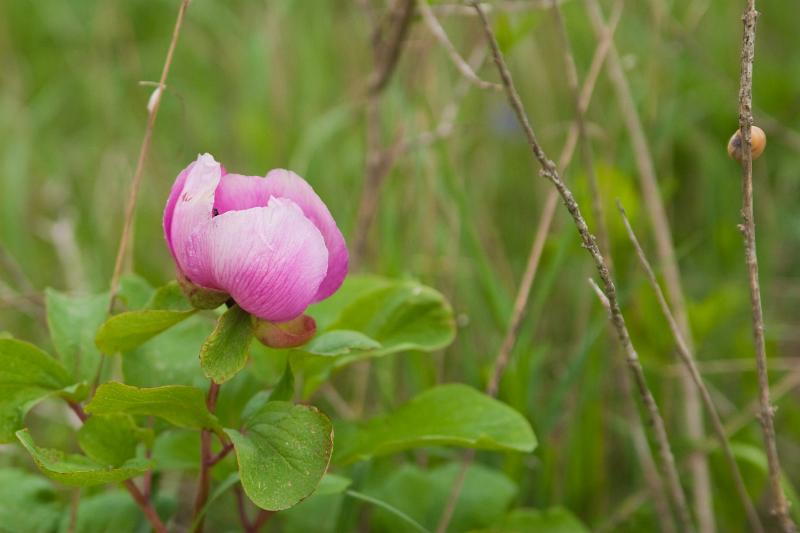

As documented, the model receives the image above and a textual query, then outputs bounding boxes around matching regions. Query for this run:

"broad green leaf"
[0,338,76,442]
[334,384,536,464]
[305,275,394,329]
[315,473,352,496]
[151,429,199,471]
[45,289,109,382]
[299,276,456,395]
[189,472,240,530]
[122,316,211,388]
[95,281,198,354]
[225,401,333,510]
[56,491,140,533]
[346,490,431,533]
[95,309,196,353]
[148,280,194,311]
[364,462,516,533]
[199,304,253,383]
[730,442,800,521]
[304,330,381,356]
[85,382,222,434]
[472,507,589,533]
[117,274,155,310]
[16,430,151,486]
[269,362,295,402]
[0,467,63,533]
[77,413,150,466]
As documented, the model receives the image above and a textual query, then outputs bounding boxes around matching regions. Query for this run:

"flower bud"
[728,125,766,163]
[176,269,230,310]
[252,314,316,349]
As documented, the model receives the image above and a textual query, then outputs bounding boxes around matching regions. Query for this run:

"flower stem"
[192,381,221,533]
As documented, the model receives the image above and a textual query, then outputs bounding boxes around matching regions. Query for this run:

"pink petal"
[214,170,348,302]
[208,198,328,322]
[168,154,223,288]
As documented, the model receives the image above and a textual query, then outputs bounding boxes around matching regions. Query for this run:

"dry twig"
[734,2,795,531]
[107,0,190,308]
[416,0,501,92]
[618,202,764,533]
[468,2,694,531]
[582,1,714,528]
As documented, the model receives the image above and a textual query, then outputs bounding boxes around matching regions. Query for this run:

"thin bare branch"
[600,367,800,532]
[430,0,565,16]
[352,0,415,264]
[582,1,714,528]
[417,0,501,92]
[735,2,795,531]
[436,4,631,530]
[108,0,190,309]
[469,2,694,531]
[618,202,764,533]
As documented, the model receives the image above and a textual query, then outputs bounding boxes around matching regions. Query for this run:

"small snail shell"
[728,125,766,162]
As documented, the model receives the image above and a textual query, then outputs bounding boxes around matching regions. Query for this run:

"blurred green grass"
[1,0,799,531]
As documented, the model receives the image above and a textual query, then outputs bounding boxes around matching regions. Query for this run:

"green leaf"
[0,467,63,533]
[299,276,456,395]
[199,304,253,383]
[148,280,194,311]
[334,384,536,464]
[95,309,196,354]
[56,491,141,533]
[77,413,150,466]
[85,382,222,434]
[189,472,240,530]
[269,362,295,402]
[730,442,800,521]
[365,462,517,533]
[346,490,431,533]
[473,507,590,533]
[314,473,352,496]
[225,401,333,511]
[0,338,76,442]
[117,274,155,310]
[304,330,381,356]
[15,430,151,486]
[151,429,199,471]
[122,316,211,388]
[45,289,109,382]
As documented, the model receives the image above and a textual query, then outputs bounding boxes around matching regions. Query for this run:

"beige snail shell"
[727,125,766,162]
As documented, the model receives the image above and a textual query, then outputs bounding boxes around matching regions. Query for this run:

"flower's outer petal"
[168,154,223,288]
[214,170,348,302]
[163,161,194,256]
[209,198,328,322]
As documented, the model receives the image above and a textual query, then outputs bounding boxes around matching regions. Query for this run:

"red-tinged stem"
[192,381,221,533]
[250,510,275,532]
[124,480,168,533]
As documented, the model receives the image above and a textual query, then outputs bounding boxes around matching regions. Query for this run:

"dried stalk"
[352,0,415,264]
[582,1,713,529]
[618,202,764,533]
[108,0,190,308]
[436,4,641,531]
[735,2,795,531]
[599,367,800,532]
[192,381,221,533]
[468,2,694,531]
[550,3,674,531]
[416,0,501,91]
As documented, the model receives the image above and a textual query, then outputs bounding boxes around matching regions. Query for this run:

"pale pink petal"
[168,154,223,288]
[208,198,328,322]
[163,161,194,256]
[214,169,348,302]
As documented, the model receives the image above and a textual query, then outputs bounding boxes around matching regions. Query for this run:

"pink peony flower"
[163,153,348,322]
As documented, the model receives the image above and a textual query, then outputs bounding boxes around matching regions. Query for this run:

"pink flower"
[163,153,348,322]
